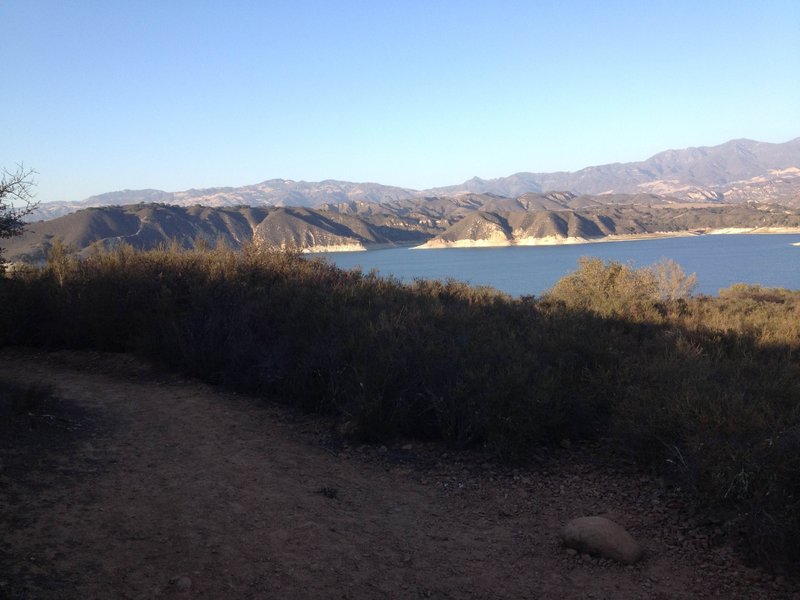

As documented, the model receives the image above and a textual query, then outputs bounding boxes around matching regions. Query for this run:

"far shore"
[409,227,800,251]
[299,227,800,253]
[302,242,414,254]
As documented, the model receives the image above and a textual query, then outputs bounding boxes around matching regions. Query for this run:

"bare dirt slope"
[0,349,795,599]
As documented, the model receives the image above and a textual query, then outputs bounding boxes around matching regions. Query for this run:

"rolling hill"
[417,203,800,248]
[7,196,800,264]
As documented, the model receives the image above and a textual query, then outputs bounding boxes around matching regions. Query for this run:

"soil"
[0,348,797,599]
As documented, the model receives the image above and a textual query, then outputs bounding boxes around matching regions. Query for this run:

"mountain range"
[6,136,799,261]
[426,138,800,199]
[29,137,800,221]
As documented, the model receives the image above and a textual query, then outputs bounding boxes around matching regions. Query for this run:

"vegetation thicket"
[1,243,799,568]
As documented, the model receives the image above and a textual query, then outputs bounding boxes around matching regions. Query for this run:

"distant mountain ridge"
[31,180,417,221]
[427,138,800,199]
[28,137,800,221]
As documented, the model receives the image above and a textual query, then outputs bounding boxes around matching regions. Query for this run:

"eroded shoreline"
[411,227,800,250]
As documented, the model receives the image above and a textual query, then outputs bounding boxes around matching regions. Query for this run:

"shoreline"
[303,241,426,254]
[411,227,800,250]
[301,242,403,254]
[263,227,800,253]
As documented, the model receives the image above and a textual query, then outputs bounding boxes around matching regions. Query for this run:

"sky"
[2,1,799,204]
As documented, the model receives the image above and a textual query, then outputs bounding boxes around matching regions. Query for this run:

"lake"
[323,234,800,297]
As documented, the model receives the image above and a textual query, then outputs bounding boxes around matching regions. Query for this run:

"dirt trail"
[0,349,794,599]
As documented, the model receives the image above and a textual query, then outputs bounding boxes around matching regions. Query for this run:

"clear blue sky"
[3,1,799,203]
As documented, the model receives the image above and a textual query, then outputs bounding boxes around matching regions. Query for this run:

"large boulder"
[561,516,643,564]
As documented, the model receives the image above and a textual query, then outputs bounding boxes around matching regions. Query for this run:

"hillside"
[429,138,800,202]
[6,205,270,263]
[27,137,800,222]
[5,204,439,263]
[417,203,800,248]
[9,198,800,263]
[30,180,419,221]
[252,207,396,251]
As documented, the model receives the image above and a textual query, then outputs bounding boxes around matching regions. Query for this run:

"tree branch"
[0,165,38,240]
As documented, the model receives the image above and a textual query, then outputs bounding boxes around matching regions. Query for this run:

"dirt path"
[0,349,795,599]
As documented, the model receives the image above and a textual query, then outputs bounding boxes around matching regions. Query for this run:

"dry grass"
[1,245,799,568]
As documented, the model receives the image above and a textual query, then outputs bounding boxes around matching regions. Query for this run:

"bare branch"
[2,165,38,206]
[1,165,38,268]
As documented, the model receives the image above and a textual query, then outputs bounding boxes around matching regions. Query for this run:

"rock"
[338,420,357,437]
[561,516,643,565]
[171,576,192,592]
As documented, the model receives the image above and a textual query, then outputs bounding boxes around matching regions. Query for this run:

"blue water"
[322,234,800,297]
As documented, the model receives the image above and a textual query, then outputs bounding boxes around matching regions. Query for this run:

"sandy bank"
[300,242,403,254]
[301,243,367,253]
[413,227,800,250]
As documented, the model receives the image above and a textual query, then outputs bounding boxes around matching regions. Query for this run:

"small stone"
[561,516,643,565]
[171,576,192,592]
[566,548,577,557]
[378,445,388,454]
[338,421,357,437]
[401,444,413,450]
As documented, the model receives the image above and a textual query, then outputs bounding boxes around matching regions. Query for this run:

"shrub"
[544,256,697,319]
[1,245,799,568]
